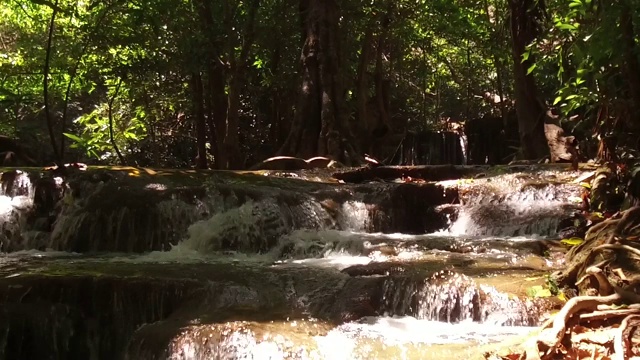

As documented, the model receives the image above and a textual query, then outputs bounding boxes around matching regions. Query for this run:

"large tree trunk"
[509,0,549,160]
[195,0,227,169]
[278,0,359,164]
[205,63,227,168]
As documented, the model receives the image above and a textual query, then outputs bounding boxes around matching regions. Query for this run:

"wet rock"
[544,122,578,164]
[0,259,390,359]
[0,272,198,360]
[365,183,457,234]
[381,270,543,326]
[127,319,332,360]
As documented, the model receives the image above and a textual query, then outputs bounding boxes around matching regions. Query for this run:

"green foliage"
[0,0,636,166]
[547,0,631,117]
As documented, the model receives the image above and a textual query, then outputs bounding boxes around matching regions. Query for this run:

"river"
[0,166,586,359]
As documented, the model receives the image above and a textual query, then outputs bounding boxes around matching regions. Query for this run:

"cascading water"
[0,166,587,359]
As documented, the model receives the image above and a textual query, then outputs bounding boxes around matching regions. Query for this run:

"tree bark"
[509,0,549,160]
[619,2,640,131]
[355,27,373,153]
[278,0,359,164]
[223,0,259,170]
[191,72,208,169]
[195,0,227,169]
[268,46,283,146]
[373,6,392,139]
[205,64,226,168]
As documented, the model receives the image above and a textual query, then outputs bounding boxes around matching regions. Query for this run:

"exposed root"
[579,308,640,322]
[487,208,640,360]
[612,268,628,281]
[576,265,614,295]
[529,260,640,359]
[536,293,622,357]
[593,243,640,258]
[614,314,640,360]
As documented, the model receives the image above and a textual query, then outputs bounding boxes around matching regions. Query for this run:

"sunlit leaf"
[560,237,584,246]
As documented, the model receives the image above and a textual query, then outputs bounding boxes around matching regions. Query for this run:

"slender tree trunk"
[191,72,208,169]
[107,79,126,165]
[268,46,282,146]
[509,0,549,159]
[374,15,391,131]
[223,0,259,169]
[142,85,160,166]
[208,64,227,168]
[43,0,61,164]
[355,27,373,152]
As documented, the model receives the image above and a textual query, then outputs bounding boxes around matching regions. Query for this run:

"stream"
[0,166,587,359]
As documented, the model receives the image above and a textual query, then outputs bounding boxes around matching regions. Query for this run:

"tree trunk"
[268,46,282,146]
[620,2,640,131]
[355,27,373,153]
[107,79,126,165]
[43,0,61,164]
[195,0,227,168]
[206,64,226,168]
[509,0,549,160]
[278,0,359,164]
[374,18,391,133]
[191,72,208,169]
[223,0,259,169]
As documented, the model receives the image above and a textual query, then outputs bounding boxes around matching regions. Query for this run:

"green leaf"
[526,285,552,298]
[63,132,84,142]
[560,237,584,246]
[553,96,563,105]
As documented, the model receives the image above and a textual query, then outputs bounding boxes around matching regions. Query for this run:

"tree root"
[576,265,614,295]
[579,308,640,322]
[535,293,623,357]
[525,258,640,360]
[614,314,640,360]
[593,243,640,258]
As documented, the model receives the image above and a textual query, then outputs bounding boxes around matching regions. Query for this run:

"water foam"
[439,171,584,237]
[317,316,535,347]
